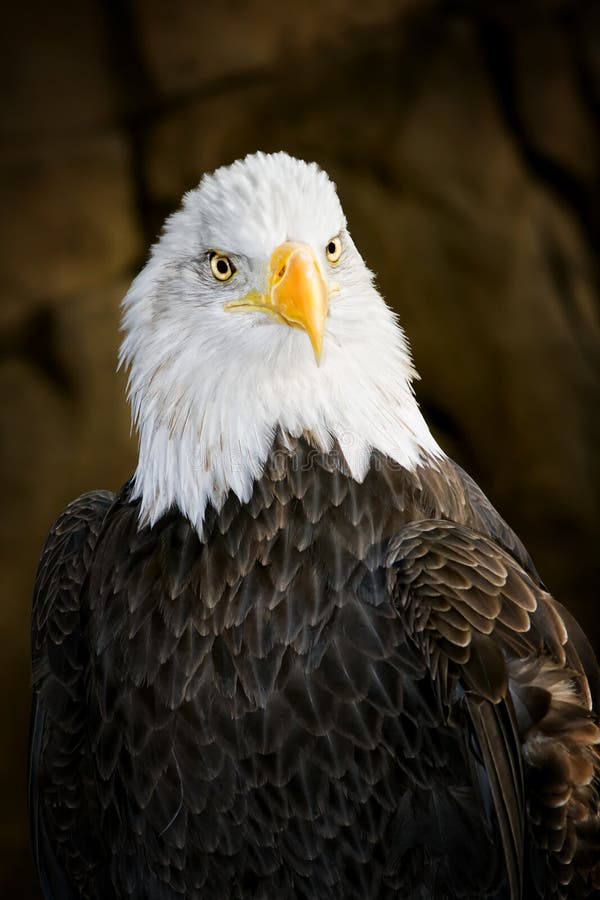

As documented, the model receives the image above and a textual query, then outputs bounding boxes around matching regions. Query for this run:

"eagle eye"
[325,236,342,265]
[209,251,236,282]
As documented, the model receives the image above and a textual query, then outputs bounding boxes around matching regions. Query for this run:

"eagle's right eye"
[209,252,236,282]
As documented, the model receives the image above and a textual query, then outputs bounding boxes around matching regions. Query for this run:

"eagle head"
[120,152,441,531]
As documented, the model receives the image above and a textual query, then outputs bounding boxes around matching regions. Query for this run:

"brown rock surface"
[514,21,598,183]
[134,0,431,96]
[0,137,141,314]
[1,1,599,896]
[2,2,118,140]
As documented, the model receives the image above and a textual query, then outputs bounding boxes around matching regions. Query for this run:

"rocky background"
[1,0,599,894]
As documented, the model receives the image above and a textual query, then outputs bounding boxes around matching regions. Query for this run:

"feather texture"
[30,442,600,899]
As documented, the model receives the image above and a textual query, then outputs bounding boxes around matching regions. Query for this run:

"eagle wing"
[29,490,115,899]
[387,519,600,899]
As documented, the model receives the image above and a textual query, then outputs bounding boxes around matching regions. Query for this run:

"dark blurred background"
[1,0,599,895]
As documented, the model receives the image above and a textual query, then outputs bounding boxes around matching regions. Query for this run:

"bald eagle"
[30,152,600,899]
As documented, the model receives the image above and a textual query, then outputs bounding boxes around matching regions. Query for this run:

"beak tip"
[309,331,324,365]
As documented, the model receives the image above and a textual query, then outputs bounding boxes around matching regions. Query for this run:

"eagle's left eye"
[210,252,236,282]
[325,236,342,264]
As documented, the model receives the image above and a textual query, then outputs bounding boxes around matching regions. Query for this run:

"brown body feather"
[30,440,600,898]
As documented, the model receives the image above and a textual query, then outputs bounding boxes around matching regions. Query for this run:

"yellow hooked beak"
[225,242,329,363]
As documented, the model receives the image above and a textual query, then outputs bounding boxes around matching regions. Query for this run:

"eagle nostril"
[278,264,287,279]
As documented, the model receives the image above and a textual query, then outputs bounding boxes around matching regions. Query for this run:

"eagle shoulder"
[30,489,115,899]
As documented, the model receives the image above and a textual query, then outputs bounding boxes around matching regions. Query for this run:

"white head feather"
[120,151,443,533]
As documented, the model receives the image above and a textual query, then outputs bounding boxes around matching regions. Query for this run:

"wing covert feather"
[387,519,600,898]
